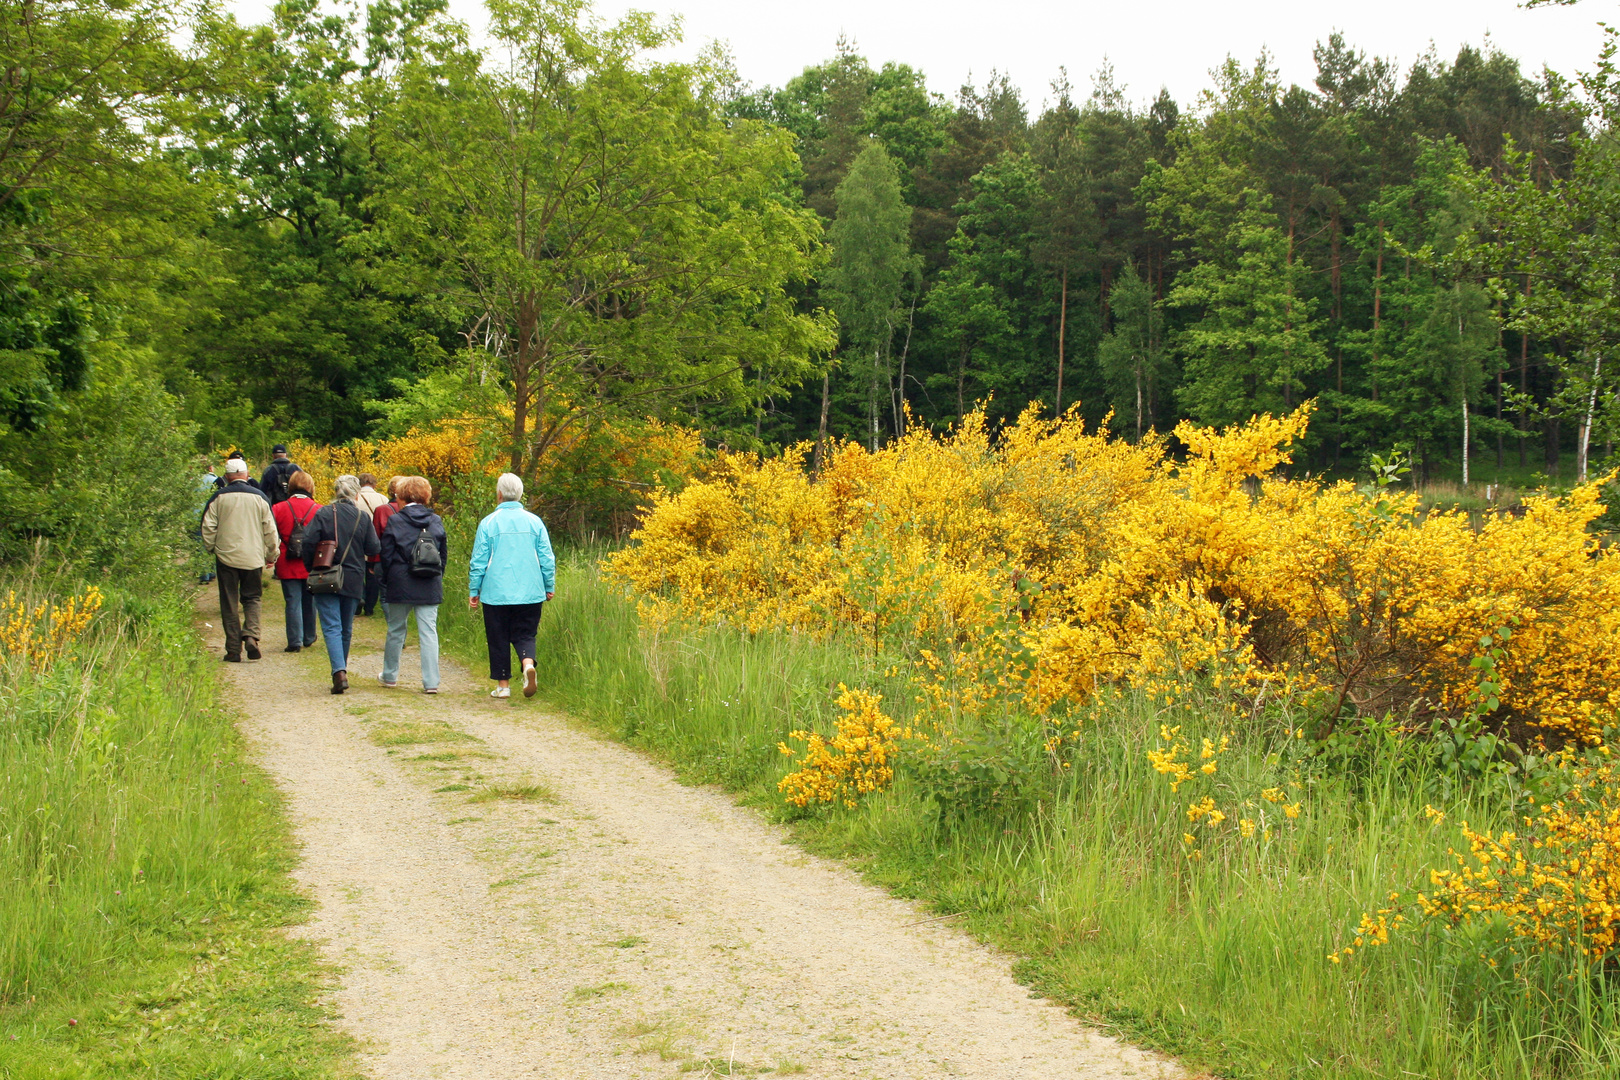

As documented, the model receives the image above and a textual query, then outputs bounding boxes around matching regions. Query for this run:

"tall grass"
[447,545,1620,1079]
[0,559,352,1075]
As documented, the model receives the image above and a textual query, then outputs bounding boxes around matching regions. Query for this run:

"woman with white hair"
[302,473,380,694]
[467,472,555,698]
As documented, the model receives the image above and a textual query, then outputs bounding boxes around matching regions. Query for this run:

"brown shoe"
[332,670,348,694]
[245,639,261,660]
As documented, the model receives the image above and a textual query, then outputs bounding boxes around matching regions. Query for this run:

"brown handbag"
[309,539,338,570]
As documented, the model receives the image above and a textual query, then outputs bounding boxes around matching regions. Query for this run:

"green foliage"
[827,144,919,445]
[1095,260,1171,437]
[183,0,451,444]
[922,153,1052,423]
[0,367,200,574]
[369,0,835,477]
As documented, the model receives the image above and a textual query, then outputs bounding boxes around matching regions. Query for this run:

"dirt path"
[205,593,1179,1079]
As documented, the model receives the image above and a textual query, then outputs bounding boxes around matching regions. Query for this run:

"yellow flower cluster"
[0,586,103,673]
[1329,905,1407,964]
[609,403,1620,743]
[1149,724,1291,859]
[1418,762,1620,963]
[778,686,911,808]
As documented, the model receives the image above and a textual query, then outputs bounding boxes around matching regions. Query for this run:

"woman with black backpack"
[302,474,380,694]
[378,475,447,694]
[271,470,322,653]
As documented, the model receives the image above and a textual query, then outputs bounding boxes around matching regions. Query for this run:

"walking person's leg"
[363,561,380,616]
[380,601,409,687]
[314,594,347,692]
[416,604,440,692]
[239,567,264,659]
[337,596,358,670]
[482,602,513,695]
[511,601,543,698]
[281,579,303,650]
[300,582,317,647]
[216,563,243,660]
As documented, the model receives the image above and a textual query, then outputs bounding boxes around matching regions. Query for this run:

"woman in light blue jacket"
[467,472,556,698]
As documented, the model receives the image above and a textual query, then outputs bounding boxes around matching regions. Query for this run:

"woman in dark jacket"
[301,474,380,693]
[378,475,447,693]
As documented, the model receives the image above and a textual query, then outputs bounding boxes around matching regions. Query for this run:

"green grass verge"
[438,542,1620,1080]
[0,566,355,1079]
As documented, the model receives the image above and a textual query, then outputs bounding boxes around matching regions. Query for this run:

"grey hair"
[496,472,524,503]
[333,474,362,501]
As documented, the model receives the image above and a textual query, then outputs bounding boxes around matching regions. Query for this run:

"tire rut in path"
[209,599,1180,1079]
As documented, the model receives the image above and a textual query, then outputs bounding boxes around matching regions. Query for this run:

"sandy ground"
[204,588,1180,1079]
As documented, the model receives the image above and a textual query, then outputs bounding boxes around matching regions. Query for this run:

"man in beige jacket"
[202,457,279,661]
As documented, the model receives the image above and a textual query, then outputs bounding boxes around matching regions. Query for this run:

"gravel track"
[206,596,1180,1079]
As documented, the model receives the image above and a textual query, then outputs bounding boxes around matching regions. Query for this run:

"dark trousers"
[280,578,317,648]
[216,562,263,657]
[362,561,382,615]
[482,601,543,681]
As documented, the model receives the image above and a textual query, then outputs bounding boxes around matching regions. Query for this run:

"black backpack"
[285,500,315,560]
[408,526,443,578]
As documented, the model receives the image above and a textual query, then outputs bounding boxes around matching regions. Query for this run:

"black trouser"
[362,560,382,615]
[216,562,263,656]
[482,601,543,680]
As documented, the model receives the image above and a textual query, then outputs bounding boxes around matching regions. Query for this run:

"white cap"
[225,458,248,475]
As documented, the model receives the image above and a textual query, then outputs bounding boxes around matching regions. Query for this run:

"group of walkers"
[198,448,555,698]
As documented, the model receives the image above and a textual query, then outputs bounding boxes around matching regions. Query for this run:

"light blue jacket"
[468,502,556,605]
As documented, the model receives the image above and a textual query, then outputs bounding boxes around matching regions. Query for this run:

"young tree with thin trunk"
[826,143,917,450]
[1096,260,1170,438]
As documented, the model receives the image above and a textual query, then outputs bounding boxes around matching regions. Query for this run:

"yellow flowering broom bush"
[289,415,703,532]
[609,403,1620,747]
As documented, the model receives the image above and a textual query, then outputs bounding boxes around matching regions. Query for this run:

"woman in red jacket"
[272,471,323,652]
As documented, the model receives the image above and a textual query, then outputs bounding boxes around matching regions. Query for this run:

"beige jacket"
[202,482,279,571]
[357,486,390,516]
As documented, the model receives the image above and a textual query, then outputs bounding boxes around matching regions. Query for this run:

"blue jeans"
[382,603,440,690]
[313,594,358,673]
[280,578,317,648]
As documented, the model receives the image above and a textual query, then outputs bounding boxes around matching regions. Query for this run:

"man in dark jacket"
[301,474,380,694]
[378,475,447,693]
[259,445,301,506]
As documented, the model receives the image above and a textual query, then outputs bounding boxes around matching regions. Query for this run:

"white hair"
[333,474,361,501]
[496,472,524,502]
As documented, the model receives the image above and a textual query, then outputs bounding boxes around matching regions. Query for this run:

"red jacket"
[273,495,322,580]
[371,501,401,562]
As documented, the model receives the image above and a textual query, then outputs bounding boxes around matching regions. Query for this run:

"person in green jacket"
[467,472,556,699]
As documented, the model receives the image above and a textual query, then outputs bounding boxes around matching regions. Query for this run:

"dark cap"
[271,444,288,455]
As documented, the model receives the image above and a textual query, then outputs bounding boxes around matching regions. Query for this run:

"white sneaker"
[378,675,399,689]
[522,664,537,698]
[490,687,510,699]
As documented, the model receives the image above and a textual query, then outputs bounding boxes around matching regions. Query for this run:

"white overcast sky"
[225,0,1609,113]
